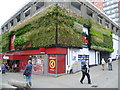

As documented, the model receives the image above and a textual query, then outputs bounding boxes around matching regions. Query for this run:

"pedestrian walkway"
[1,60,118,88]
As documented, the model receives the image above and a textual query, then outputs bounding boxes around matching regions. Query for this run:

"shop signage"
[82,27,89,48]
[49,60,56,69]
[49,55,56,74]
[39,48,46,54]
[3,55,9,59]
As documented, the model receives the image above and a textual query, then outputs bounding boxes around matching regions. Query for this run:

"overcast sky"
[0,0,30,28]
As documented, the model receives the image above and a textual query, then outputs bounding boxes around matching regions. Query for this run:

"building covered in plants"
[0,1,120,76]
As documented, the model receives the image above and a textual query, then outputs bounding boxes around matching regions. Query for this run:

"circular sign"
[49,60,56,69]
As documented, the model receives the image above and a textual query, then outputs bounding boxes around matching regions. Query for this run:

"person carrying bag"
[23,60,33,88]
[80,64,91,84]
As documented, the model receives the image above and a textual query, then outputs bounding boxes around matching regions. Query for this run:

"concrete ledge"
[8,79,27,88]
[91,84,98,88]
[1,84,17,90]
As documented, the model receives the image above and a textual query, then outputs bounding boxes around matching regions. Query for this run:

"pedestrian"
[23,60,33,88]
[80,62,91,84]
[5,63,9,72]
[108,57,112,71]
[101,58,105,70]
[1,64,6,74]
[116,55,118,60]
[13,63,18,72]
[118,55,120,61]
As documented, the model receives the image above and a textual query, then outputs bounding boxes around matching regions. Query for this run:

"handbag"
[24,69,30,76]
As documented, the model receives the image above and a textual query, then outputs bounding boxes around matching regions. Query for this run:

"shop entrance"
[7,60,19,72]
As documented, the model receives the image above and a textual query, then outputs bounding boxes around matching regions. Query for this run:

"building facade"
[0,0,120,76]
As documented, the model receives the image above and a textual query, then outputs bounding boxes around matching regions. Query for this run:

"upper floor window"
[5,24,8,30]
[10,20,14,27]
[71,2,81,11]
[2,27,4,32]
[97,16,102,24]
[87,8,93,18]
[24,8,30,17]
[16,14,21,22]
[36,2,44,11]
[105,20,109,28]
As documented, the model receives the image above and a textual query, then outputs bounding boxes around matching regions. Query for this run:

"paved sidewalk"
[1,60,118,88]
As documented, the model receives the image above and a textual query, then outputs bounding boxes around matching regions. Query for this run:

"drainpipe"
[55,3,58,46]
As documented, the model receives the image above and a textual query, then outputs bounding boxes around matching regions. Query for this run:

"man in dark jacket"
[23,60,33,88]
[80,64,91,84]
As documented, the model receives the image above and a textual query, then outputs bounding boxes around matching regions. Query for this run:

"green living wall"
[89,19,113,52]
[1,4,83,52]
[0,32,10,52]
[1,4,113,52]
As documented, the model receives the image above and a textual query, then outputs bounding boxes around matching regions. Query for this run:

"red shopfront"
[46,47,67,75]
[2,47,67,76]
[2,53,24,72]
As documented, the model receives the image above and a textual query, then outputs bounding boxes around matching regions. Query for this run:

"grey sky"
[0,0,30,27]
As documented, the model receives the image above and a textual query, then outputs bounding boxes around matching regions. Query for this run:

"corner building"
[0,0,120,76]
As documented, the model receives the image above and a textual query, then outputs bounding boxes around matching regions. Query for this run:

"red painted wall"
[57,55,66,74]
[46,47,67,54]
[20,49,41,55]
[19,56,29,71]
[10,35,15,50]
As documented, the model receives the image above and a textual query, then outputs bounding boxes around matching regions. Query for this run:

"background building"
[89,0,104,11]
[90,0,120,25]
[104,0,119,25]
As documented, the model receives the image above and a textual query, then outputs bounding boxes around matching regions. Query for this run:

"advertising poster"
[48,55,56,74]
[32,55,44,74]
[78,55,89,67]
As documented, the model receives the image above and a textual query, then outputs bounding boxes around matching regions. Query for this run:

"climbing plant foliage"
[1,4,113,52]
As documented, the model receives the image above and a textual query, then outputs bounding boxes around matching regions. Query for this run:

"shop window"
[31,55,45,74]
